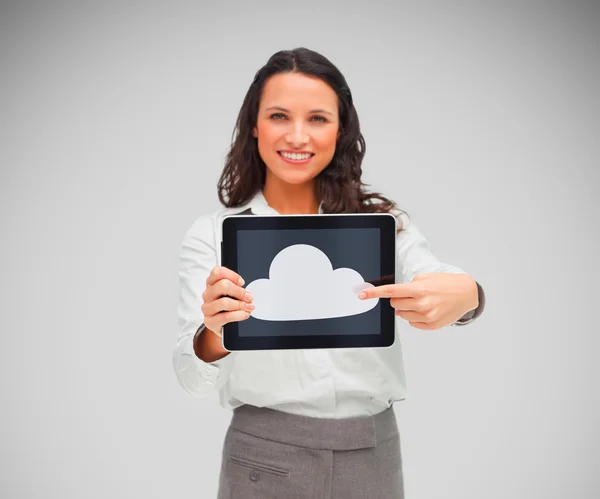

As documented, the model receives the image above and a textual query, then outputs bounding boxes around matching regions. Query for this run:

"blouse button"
[249,470,260,481]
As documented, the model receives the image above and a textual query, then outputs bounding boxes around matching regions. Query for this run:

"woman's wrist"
[193,325,230,362]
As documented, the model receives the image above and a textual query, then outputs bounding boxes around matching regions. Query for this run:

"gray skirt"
[217,404,404,499]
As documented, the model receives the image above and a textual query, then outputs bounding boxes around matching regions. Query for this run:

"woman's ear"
[252,127,258,138]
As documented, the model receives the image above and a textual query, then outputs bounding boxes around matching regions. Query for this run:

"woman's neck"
[262,177,320,215]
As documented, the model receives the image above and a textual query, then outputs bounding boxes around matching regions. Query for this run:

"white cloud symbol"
[245,244,379,321]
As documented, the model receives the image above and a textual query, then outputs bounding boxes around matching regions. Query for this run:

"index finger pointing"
[358,283,416,300]
[206,266,245,287]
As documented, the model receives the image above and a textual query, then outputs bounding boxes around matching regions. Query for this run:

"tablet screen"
[236,227,381,337]
[221,213,396,350]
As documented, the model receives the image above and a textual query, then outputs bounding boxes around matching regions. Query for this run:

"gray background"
[237,228,381,336]
[1,0,598,498]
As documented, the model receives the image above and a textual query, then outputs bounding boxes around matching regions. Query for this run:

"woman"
[174,48,485,499]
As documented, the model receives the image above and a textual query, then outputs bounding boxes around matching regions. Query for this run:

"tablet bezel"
[221,213,397,351]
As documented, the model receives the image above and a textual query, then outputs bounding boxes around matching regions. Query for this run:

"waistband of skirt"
[228,404,398,451]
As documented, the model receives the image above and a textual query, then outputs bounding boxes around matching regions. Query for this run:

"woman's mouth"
[278,151,314,165]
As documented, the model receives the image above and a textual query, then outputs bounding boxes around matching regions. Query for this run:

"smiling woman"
[173,47,485,499]
[253,72,339,196]
[217,48,400,217]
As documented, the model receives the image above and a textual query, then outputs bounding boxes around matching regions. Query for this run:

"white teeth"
[280,152,312,161]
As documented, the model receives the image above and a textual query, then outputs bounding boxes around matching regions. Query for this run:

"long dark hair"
[217,47,405,224]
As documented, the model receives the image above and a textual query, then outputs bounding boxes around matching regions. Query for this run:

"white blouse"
[172,191,478,418]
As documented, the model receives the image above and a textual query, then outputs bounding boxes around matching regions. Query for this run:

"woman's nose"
[284,123,309,148]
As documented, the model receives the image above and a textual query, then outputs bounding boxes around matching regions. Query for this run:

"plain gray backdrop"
[1,0,598,498]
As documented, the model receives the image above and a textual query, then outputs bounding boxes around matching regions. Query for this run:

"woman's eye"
[268,113,328,122]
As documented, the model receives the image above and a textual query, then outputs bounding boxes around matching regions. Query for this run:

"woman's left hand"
[358,273,479,330]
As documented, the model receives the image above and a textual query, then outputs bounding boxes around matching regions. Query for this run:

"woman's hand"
[201,266,255,335]
[358,273,479,330]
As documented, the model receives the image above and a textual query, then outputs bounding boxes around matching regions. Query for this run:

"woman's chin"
[271,170,318,186]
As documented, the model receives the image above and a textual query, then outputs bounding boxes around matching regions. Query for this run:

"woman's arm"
[172,215,234,397]
[395,213,485,325]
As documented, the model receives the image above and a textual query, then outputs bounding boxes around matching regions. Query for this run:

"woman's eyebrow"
[264,106,334,116]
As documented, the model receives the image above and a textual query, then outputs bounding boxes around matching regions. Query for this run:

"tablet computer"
[221,213,397,351]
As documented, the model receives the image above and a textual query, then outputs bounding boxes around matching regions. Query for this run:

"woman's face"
[253,72,339,187]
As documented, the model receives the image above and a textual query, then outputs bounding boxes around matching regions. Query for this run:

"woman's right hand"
[201,266,254,336]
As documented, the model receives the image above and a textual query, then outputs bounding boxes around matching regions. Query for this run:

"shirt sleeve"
[395,212,466,282]
[172,215,234,397]
[395,212,484,324]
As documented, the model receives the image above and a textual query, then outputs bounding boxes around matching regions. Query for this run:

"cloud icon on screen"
[244,244,379,321]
